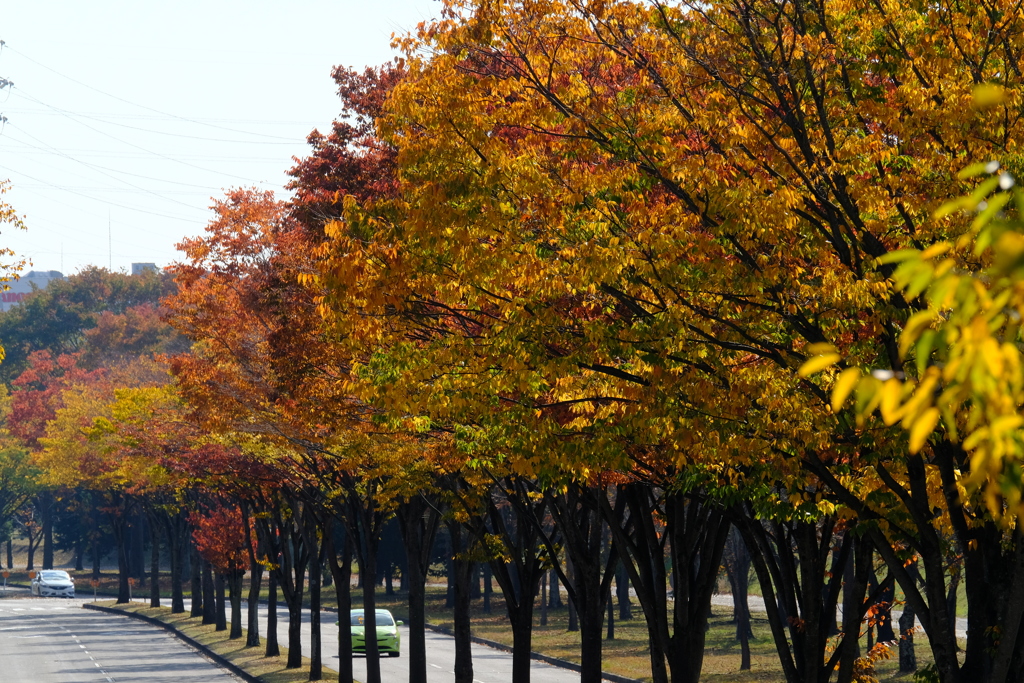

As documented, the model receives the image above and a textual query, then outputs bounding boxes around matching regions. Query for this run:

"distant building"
[132,263,158,276]
[0,270,64,312]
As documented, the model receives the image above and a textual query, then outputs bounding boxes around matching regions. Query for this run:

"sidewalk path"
[709,593,967,639]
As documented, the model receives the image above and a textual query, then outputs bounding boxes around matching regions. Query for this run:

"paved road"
[0,592,241,683]
[187,598,587,683]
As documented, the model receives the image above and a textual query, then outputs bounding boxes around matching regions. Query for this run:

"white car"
[31,570,75,598]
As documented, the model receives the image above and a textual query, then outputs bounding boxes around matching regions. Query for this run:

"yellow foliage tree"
[314,1,1024,681]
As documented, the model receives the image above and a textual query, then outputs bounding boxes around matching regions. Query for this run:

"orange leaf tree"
[312,2,1024,681]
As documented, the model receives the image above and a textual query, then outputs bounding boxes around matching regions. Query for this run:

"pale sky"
[0,1,439,275]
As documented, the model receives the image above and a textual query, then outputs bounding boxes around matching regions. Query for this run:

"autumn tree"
[0,267,169,384]
[309,1,1024,681]
[165,185,425,683]
[804,160,1024,682]
[191,504,248,639]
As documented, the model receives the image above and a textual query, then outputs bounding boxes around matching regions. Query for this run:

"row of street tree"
[3,2,1024,683]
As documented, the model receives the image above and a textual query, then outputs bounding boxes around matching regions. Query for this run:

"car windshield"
[40,571,70,581]
[350,612,394,626]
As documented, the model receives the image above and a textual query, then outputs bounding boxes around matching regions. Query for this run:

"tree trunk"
[266,568,280,657]
[92,537,101,579]
[41,492,54,570]
[25,519,39,571]
[875,571,897,643]
[359,529,381,683]
[242,503,262,647]
[149,519,160,608]
[190,536,203,618]
[566,564,579,632]
[616,563,632,621]
[550,568,562,608]
[246,560,263,647]
[308,543,323,680]
[284,557,303,663]
[202,559,216,625]
[324,523,353,683]
[112,509,131,604]
[74,534,85,571]
[229,572,243,639]
[470,562,480,600]
[734,513,857,683]
[446,553,455,608]
[724,528,753,670]
[607,596,615,640]
[899,599,917,673]
[483,563,493,614]
[469,476,549,683]
[547,486,612,683]
[259,504,308,670]
[541,570,548,627]
[836,536,872,683]
[168,521,184,613]
[215,572,227,631]
[510,601,535,683]
[131,512,145,588]
[396,495,441,683]
[451,523,474,683]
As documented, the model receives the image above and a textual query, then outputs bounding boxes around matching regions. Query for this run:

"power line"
[0,162,203,222]
[15,89,302,145]
[11,108,320,126]
[3,96,268,184]
[6,44,305,142]
[4,127,251,190]
[6,122,208,210]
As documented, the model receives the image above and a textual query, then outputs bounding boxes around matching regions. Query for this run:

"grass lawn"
[364,584,935,683]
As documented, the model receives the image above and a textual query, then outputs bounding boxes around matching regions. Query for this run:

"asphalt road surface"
[199,598,587,683]
[0,592,241,683]
[8,588,587,683]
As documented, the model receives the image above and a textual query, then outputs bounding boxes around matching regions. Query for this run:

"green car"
[349,609,402,657]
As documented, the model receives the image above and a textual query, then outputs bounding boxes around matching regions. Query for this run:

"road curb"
[82,603,261,683]
[422,622,640,683]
